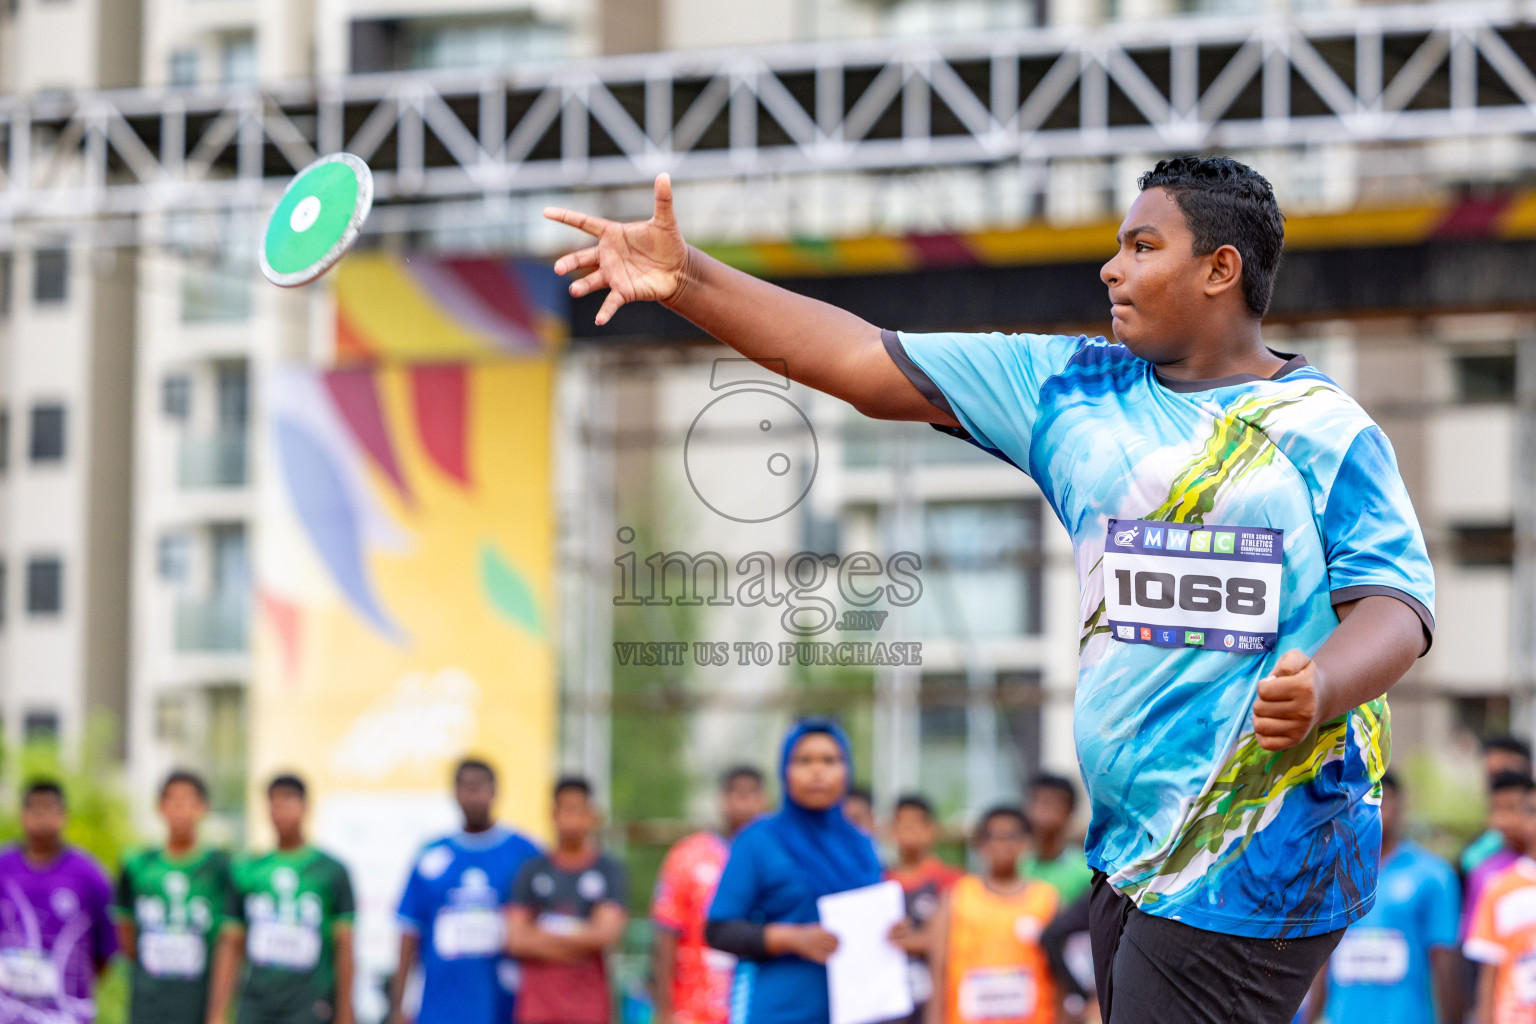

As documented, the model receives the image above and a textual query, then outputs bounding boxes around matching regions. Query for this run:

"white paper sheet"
[817,880,916,1024]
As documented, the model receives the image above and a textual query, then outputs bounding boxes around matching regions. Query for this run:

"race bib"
[704,948,738,974]
[958,966,1034,1020]
[907,960,934,1005]
[248,920,321,971]
[1331,927,1409,985]
[141,931,207,978]
[1514,953,1536,1004]
[1104,519,1282,654]
[536,913,584,938]
[434,907,503,959]
[0,949,60,999]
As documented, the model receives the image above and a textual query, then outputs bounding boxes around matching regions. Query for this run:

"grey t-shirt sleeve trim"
[880,329,964,424]
[1330,584,1435,657]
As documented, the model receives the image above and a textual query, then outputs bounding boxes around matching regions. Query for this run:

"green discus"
[259,153,373,287]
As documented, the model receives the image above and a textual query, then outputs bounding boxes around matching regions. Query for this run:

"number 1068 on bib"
[1102,518,1283,655]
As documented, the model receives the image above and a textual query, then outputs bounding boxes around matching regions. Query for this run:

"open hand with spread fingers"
[545,173,690,326]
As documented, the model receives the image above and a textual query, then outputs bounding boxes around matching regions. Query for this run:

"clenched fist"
[1251,649,1322,751]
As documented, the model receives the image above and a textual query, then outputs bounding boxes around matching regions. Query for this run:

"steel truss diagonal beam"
[8,1,1536,229]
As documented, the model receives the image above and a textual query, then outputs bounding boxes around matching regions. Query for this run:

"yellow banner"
[252,359,555,831]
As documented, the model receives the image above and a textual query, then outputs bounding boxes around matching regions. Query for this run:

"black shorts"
[1088,871,1343,1024]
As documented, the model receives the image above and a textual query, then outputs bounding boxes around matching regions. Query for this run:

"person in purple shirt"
[0,780,118,1024]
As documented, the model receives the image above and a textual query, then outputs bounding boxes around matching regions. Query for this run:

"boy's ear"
[1204,244,1244,298]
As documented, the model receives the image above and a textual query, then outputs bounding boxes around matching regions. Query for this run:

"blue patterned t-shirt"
[887,330,1435,938]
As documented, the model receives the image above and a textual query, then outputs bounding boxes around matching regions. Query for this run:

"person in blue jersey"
[546,153,1434,1023]
[387,759,540,1024]
[1305,772,1462,1024]
[704,719,885,1024]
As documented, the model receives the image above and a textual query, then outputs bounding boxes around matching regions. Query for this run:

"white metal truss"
[9,1,1536,237]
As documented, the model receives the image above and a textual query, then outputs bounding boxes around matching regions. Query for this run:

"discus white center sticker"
[1103,519,1282,655]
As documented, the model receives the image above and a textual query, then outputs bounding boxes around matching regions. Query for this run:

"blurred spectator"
[1464,778,1536,1023]
[1306,772,1462,1024]
[115,770,230,1024]
[0,780,117,1024]
[1021,775,1091,905]
[1460,771,1534,944]
[1483,736,1533,780]
[1461,737,1534,875]
[1030,775,1096,1022]
[886,795,964,1024]
[704,719,884,1024]
[928,806,1057,1024]
[506,777,628,1024]
[650,765,766,1024]
[844,786,876,835]
[207,774,357,1024]
[389,759,540,1024]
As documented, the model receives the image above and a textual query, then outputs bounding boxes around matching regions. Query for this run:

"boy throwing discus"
[547,155,1434,1023]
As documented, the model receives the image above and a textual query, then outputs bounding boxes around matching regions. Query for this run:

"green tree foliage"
[607,522,696,912]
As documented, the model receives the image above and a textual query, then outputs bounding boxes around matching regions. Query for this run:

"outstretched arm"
[546,175,956,427]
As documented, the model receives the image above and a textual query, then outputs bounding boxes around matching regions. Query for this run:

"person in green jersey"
[1019,775,1091,904]
[115,770,232,1024]
[206,775,356,1024]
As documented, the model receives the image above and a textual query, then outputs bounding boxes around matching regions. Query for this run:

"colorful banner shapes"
[334,254,567,363]
[253,252,564,844]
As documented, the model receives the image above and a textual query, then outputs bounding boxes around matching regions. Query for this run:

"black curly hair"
[1137,156,1285,318]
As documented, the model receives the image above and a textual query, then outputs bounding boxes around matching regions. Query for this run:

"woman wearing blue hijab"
[705,717,885,1024]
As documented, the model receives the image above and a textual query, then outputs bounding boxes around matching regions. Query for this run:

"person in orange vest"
[927,806,1058,1024]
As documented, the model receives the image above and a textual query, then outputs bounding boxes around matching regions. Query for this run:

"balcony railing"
[174,595,249,653]
[178,430,248,488]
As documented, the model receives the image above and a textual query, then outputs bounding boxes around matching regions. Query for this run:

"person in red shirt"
[506,778,628,1024]
[887,795,965,1023]
[651,767,767,1024]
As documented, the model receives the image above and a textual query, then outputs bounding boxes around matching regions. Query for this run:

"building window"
[917,669,1042,817]
[33,248,67,304]
[25,557,61,615]
[915,499,1044,639]
[996,671,1043,789]
[0,253,11,315]
[157,533,190,582]
[23,711,59,745]
[216,362,249,428]
[355,14,571,73]
[180,248,253,323]
[162,375,192,419]
[1450,523,1516,568]
[1454,695,1513,739]
[168,49,199,87]
[28,404,65,462]
[0,409,10,473]
[880,0,1037,37]
[154,693,187,743]
[0,559,8,627]
[220,32,256,85]
[1455,354,1517,404]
